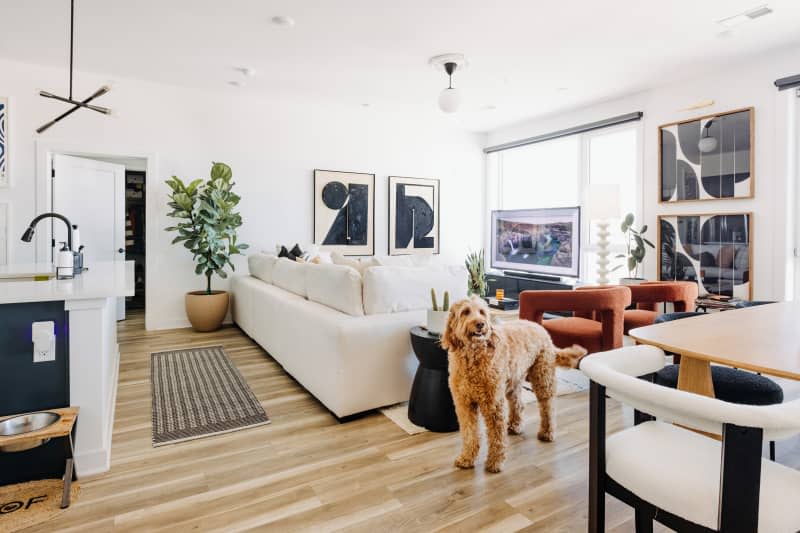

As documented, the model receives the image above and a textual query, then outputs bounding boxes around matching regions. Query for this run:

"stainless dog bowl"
[0,412,61,452]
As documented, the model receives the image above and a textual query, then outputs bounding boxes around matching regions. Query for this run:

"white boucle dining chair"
[579,345,800,533]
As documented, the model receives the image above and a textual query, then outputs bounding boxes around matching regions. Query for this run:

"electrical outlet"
[32,321,56,363]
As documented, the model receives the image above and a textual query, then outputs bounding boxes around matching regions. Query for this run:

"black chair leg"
[770,440,776,461]
[635,507,654,533]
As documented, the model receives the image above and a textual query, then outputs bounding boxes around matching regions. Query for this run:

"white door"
[51,154,126,320]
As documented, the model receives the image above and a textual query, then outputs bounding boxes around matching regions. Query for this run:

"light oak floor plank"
[23,310,798,532]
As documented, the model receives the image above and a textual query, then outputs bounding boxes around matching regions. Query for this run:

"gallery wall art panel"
[0,203,7,265]
[659,108,753,203]
[0,97,7,188]
[313,169,374,256]
[658,213,752,299]
[388,176,439,255]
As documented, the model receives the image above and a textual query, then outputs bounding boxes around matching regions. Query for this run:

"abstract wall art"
[313,169,374,256]
[659,108,753,203]
[658,213,752,299]
[0,97,7,187]
[388,176,439,255]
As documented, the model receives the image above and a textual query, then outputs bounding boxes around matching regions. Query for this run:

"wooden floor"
[26,312,799,532]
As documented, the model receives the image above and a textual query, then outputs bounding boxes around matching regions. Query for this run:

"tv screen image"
[491,207,581,278]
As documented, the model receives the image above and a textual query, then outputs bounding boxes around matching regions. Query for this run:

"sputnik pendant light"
[36,0,112,134]
[429,53,467,113]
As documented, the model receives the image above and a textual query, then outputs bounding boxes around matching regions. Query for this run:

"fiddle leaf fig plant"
[165,162,248,294]
[613,213,654,279]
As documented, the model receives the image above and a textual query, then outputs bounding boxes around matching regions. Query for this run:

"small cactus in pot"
[427,288,450,335]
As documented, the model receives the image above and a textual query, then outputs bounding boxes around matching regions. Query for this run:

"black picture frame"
[313,169,375,256]
[387,176,440,256]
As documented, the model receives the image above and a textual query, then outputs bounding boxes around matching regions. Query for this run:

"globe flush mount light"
[429,53,467,113]
[698,119,718,153]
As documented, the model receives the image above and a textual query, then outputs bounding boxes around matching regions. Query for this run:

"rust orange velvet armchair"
[519,286,631,354]
[623,281,698,334]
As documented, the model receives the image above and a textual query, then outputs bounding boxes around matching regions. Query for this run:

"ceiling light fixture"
[36,0,112,134]
[271,15,295,27]
[716,4,773,28]
[429,53,467,114]
[698,119,718,153]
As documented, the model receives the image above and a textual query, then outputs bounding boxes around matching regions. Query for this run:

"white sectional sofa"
[231,254,467,418]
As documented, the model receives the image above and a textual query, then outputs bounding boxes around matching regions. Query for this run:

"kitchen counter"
[0,261,134,304]
[0,260,134,478]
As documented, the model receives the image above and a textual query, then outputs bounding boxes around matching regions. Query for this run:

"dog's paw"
[454,456,475,469]
[485,460,504,473]
[508,423,523,435]
[537,429,554,442]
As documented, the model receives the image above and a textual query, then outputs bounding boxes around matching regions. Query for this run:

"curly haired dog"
[441,296,587,473]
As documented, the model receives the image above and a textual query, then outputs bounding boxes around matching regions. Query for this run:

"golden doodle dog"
[441,296,587,473]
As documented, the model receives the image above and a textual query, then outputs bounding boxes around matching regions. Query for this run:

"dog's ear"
[441,300,464,352]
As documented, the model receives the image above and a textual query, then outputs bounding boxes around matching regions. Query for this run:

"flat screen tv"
[490,207,581,278]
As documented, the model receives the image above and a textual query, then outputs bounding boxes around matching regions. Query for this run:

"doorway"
[35,143,154,324]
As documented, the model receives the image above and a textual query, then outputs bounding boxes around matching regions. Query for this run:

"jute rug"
[382,368,590,435]
[151,345,270,447]
[0,479,80,532]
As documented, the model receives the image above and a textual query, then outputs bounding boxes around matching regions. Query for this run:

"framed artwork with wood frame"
[388,176,440,256]
[657,212,753,300]
[313,169,375,256]
[658,107,754,203]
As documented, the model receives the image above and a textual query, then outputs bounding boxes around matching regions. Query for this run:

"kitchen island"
[0,261,134,478]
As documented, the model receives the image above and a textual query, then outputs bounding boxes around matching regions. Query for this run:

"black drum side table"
[408,326,459,432]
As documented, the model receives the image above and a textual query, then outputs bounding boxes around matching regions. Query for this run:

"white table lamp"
[587,184,621,285]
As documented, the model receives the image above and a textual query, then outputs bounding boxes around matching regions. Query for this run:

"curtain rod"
[483,111,644,154]
[775,74,800,91]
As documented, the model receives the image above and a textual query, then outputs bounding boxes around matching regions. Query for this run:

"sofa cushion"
[331,252,379,275]
[272,258,308,297]
[306,263,364,316]
[248,253,278,283]
[363,265,468,315]
[374,256,414,267]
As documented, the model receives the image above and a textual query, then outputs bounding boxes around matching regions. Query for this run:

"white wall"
[0,58,485,330]
[486,44,800,301]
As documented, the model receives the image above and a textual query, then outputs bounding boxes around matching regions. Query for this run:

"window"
[487,123,642,283]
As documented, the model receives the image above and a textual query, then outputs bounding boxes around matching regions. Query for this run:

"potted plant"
[165,162,248,332]
[465,249,487,297]
[427,288,450,335]
[613,213,654,285]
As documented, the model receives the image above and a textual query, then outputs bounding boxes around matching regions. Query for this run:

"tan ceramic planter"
[185,290,229,332]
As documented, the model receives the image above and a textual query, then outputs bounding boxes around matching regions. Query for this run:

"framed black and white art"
[0,97,7,188]
[388,176,439,256]
[658,213,752,299]
[659,107,753,203]
[313,169,375,256]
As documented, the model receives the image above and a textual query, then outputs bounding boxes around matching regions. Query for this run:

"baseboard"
[75,446,111,478]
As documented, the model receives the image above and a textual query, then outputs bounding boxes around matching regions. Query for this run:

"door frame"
[35,140,158,327]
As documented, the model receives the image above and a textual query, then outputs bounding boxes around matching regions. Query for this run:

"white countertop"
[0,261,135,304]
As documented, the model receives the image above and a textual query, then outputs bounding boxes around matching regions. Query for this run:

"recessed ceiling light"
[271,15,295,27]
[228,80,244,87]
[361,103,371,108]
[716,4,772,28]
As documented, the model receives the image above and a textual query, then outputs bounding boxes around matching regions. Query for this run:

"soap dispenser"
[56,242,74,278]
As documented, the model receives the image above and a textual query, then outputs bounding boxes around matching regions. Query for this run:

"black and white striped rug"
[151,345,270,447]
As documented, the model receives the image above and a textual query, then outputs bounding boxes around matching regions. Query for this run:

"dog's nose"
[476,321,485,331]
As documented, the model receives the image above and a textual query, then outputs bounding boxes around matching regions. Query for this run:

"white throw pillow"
[374,256,414,267]
[362,265,468,315]
[248,253,277,283]
[409,252,436,267]
[306,264,364,316]
[272,258,308,297]
[331,252,378,275]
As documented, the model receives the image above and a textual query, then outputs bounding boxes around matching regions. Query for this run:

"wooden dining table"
[629,302,800,397]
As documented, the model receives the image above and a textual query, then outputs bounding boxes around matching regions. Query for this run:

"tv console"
[487,271,578,301]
